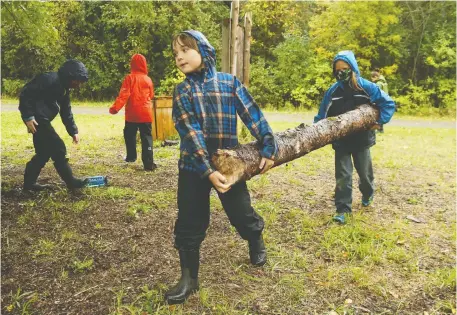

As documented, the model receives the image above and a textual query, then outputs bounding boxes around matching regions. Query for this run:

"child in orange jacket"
[110,54,157,171]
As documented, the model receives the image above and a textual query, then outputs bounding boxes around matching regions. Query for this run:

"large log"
[211,104,379,186]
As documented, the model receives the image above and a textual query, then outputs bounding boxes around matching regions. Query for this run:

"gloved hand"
[109,107,118,115]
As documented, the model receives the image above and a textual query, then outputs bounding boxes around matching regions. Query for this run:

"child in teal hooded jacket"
[315,51,395,224]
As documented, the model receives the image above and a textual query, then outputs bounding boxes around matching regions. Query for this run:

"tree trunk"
[211,104,379,186]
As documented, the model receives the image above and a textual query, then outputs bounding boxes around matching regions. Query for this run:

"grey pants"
[334,148,374,213]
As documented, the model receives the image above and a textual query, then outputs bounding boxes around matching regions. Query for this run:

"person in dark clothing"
[109,54,157,171]
[314,51,396,224]
[165,31,277,305]
[19,59,89,191]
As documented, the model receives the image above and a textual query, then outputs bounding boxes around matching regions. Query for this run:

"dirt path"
[2,103,455,129]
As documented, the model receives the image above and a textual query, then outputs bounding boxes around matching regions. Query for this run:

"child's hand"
[72,134,80,144]
[208,171,231,193]
[109,107,118,115]
[370,123,382,130]
[25,119,38,134]
[259,157,274,174]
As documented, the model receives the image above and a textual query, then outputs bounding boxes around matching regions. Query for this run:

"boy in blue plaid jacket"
[165,30,278,304]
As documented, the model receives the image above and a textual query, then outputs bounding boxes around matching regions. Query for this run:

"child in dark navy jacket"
[165,30,278,304]
[314,51,396,224]
[19,59,89,191]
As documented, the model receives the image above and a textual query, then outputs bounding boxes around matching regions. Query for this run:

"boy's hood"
[333,50,360,76]
[182,30,216,80]
[131,54,148,74]
[58,59,89,88]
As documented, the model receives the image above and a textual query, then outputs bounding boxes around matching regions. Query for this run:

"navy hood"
[333,50,360,77]
[58,59,89,88]
[181,30,216,81]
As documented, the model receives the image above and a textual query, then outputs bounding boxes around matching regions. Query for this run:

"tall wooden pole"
[243,12,252,87]
[230,0,240,76]
[221,18,230,73]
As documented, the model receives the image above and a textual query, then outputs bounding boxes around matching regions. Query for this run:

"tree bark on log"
[211,104,379,186]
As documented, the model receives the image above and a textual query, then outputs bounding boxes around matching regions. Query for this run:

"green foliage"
[248,58,282,107]
[1,1,455,114]
[1,78,25,97]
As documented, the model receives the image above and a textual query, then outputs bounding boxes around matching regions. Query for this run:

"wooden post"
[236,25,244,81]
[243,12,252,87]
[152,98,158,140]
[221,18,230,73]
[230,0,239,76]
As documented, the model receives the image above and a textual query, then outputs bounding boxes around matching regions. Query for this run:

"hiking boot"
[332,212,351,225]
[362,195,374,207]
[248,235,267,266]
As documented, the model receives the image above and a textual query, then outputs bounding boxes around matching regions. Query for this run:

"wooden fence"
[152,96,177,141]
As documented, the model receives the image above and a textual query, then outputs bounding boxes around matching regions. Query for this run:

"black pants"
[123,121,154,168]
[174,170,264,251]
[29,122,68,168]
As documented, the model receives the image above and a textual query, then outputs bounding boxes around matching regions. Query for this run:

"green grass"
[1,110,455,314]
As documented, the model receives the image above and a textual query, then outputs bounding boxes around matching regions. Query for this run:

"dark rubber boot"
[23,161,52,191]
[54,161,87,189]
[144,163,158,171]
[249,235,267,266]
[165,250,200,305]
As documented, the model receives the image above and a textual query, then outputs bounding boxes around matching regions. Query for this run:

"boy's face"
[371,72,379,81]
[173,38,203,74]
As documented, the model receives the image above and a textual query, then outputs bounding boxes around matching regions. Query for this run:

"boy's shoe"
[248,235,267,266]
[68,178,88,189]
[332,212,351,225]
[144,163,158,171]
[124,158,136,163]
[23,183,52,192]
[362,195,374,207]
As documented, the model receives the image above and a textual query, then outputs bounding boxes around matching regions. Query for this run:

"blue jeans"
[334,148,374,213]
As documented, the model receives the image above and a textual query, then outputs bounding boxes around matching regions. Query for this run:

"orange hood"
[130,54,148,74]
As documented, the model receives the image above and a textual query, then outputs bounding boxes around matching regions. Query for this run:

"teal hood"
[333,50,360,77]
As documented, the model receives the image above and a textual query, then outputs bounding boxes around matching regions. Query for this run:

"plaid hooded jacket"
[172,30,278,178]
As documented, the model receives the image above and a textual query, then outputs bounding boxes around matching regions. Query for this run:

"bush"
[2,79,25,98]
[396,81,456,116]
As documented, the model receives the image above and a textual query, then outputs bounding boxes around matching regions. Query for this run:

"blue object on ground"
[86,176,108,187]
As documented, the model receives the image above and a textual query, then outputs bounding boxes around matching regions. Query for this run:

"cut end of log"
[212,149,246,185]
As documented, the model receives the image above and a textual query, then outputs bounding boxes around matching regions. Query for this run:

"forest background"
[1,1,456,116]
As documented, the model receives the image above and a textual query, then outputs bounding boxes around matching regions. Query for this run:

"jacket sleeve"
[233,77,278,160]
[18,77,42,121]
[172,87,214,178]
[314,88,332,123]
[363,80,396,125]
[58,90,78,136]
[110,75,132,113]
